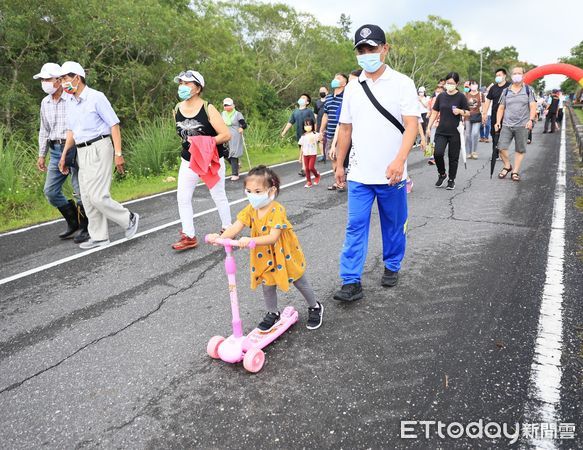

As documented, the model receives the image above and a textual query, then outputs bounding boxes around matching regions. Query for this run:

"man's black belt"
[49,139,66,147]
[76,134,111,148]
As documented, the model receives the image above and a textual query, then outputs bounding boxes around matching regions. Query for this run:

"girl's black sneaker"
[306,302,324,330]
[257,311,280,331]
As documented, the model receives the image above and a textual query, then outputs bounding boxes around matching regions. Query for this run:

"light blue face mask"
[246,191,272,209]
[495,76,504,84]
[297,98,306,106]
[178,85,193,100]
[330,79,341,89]
[357,52,383,73]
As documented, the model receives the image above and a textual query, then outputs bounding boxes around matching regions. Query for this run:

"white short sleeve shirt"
[339,65,419,184]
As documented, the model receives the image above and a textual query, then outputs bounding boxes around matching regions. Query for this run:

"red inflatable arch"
[523,63,583,87]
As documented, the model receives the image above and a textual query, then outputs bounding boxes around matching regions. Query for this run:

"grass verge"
[0,145,300,233]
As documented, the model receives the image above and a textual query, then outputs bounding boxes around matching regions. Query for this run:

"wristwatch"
[115,152,122,157]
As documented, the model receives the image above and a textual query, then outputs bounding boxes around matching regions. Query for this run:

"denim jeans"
[44,144,81,208]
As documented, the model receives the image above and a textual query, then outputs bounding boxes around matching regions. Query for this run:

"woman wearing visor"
[172,70,232,251]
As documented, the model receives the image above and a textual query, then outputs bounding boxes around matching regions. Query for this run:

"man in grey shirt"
[494,66,537,182]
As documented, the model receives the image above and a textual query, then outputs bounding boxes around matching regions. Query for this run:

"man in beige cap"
[58,61,139,249]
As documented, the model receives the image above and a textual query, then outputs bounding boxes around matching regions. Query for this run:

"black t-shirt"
[433,91,469,136]
[175,104,227,160]
[486,82,511,114]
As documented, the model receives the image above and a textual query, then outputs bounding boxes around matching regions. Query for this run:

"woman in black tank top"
[171,70,233,251]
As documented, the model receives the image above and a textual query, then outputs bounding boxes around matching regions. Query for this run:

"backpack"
[502,84,531,99]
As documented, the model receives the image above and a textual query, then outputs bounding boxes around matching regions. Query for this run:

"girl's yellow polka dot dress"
[237,201,306,291]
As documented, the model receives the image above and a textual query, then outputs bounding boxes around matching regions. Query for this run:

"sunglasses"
[178,71,201,83]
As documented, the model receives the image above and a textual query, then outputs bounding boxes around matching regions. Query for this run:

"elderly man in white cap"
[58,61,139,249]
[34,63,88,242]
[221,97,247,181]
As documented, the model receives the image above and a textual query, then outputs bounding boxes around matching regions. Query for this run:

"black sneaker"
[257,311,280,331]
[298,169,305,177]
[381,268,399,287]
[446,179,455,190]
[435,173,447,187]
[306,302,324,330]
[333,282,363,302]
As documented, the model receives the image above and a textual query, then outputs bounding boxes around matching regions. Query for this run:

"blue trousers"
[340,180,408,284]
[44,144,81,208]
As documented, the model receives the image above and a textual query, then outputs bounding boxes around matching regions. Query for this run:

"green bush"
[125,117,179,177]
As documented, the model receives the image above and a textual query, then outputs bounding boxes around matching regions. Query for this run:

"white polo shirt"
[339,65,419,184]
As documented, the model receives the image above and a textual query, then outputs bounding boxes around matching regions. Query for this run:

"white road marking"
[0,170,333,286]
[0,159,301,237]
[526,117,566,449]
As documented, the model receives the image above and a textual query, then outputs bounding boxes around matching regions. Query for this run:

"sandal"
[511,172,521,182]
[327,184,338,191]
[498,166,512,179]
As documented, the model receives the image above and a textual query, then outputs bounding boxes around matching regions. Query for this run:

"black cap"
[354,24,386,49]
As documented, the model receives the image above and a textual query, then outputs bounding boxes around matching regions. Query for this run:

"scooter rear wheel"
[207,335,225,359]
[243,347,265,373]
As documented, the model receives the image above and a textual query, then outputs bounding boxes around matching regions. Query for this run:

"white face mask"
[470,84,478,92]
[42,81,58,95]
[511,74,523,83]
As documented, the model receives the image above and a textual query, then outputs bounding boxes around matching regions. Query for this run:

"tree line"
[1,0,546,137]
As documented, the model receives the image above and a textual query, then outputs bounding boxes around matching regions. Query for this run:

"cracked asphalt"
[0,124,581,449]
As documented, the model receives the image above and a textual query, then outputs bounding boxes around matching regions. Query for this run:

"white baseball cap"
[173,70,205,87]
[59,61,86,78]
[418,86,426,92]
[33,63,62,80]
[223,97,234,106]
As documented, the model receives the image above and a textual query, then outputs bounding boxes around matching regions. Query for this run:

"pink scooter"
[205,235,299,373]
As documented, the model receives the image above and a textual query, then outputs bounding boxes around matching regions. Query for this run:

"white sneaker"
[125,212,139,239]
[79,239,110,249]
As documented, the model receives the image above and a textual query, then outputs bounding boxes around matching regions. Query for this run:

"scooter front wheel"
[207,335,225,359]
[243,347,265,373]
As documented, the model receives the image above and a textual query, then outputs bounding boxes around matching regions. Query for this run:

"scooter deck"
[242,306,298,353]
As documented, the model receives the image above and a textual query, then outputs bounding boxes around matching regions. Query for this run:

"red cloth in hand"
[187,135,220,189]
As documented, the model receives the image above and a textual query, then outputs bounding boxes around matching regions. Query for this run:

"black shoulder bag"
[359,80,405,134]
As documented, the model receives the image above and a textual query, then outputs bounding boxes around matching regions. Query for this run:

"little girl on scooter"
[208,165,323,331]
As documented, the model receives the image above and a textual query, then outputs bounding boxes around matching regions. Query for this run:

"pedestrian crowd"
[34,22,566,332]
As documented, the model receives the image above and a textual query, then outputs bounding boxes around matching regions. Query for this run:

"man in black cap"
[333,24,419,302]
[543,89,560,133]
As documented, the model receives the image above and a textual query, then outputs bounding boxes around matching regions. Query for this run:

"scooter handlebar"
[205,235,256,249]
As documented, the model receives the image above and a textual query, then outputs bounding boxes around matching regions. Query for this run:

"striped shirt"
[323,91,344,139]
[38,93,68,157]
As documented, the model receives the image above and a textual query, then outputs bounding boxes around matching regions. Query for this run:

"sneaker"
[304,182,313,188]
[125,212,140,239]
[172,233,198,251]
[313,174,321,185]
[472,152,478,159]
[230,175,240,181]
[446,179,455,190]
[73,229,90,244]
[333,282,363,302]
[381,268,399,287]
[427,158,436,166]
[298,170,305,177]
[257,311,281,331]
[79,238,110,249]
[435,173,447,187]
[307,302,324,330]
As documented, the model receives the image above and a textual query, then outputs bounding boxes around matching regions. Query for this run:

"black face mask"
[319,92,326,98]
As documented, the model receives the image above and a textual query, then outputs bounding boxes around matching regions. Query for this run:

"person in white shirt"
[332,24,419,302]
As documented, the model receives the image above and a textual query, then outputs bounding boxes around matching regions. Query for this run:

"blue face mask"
[297,98,306,106]
[463,87,470,93]
[495,76,504,84]
[246,191,272,209]
[357,52,383,73]
[330,79,341,89]
[178,85,193,100]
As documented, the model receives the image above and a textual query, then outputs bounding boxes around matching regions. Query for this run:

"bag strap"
[359,80,405,134]
[173,100,209,116]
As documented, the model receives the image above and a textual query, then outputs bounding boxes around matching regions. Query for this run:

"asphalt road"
[0,123,581,449]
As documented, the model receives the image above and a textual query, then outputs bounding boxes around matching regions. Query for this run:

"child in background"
[208,165,324,331]
[298,118,321,188]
